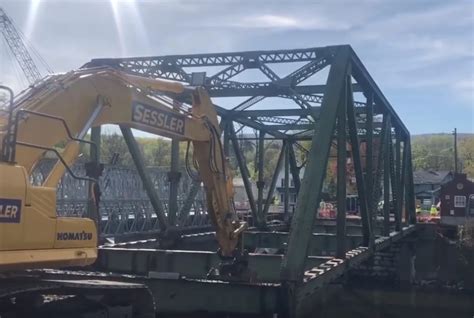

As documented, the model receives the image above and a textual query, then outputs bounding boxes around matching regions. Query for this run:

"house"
[413,170,453,208]
[275,167,304,213]
[275,165,337,212]
[440,173,474,226]
[232,177,257,212]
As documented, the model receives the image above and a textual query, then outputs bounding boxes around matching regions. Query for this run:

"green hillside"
[412,133,474,177]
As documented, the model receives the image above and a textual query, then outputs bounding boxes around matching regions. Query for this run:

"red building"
[440,173,474,226]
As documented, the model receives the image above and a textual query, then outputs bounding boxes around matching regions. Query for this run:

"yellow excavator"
[0,67,246,317]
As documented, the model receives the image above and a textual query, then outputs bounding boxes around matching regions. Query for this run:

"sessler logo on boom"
[132,102,185,135]
[0,199,22,223]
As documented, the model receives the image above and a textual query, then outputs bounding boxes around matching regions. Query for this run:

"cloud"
[230,14,352,31]
[342,1,473,109]
[0,0,472,133]
[453,78,474,105]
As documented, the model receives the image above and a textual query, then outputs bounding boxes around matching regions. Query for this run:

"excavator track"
[0,271,155,318]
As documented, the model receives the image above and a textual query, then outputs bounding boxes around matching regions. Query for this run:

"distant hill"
[412,133,473,140]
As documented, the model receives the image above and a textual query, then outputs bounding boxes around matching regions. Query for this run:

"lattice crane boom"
[0,7,42,85]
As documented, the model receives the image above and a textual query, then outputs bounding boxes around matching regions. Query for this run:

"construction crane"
[0,7,43,85]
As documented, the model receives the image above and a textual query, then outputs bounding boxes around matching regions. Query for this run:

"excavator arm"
[0,67,245,270]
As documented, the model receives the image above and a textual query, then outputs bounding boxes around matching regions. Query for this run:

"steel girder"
[84,46,381,138]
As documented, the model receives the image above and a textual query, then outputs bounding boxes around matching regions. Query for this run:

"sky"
[0,0,473,135]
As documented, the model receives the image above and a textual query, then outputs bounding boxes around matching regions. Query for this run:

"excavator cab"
[0,86,100,270]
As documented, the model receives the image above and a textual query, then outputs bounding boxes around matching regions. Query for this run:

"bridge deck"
[96,224,415,315]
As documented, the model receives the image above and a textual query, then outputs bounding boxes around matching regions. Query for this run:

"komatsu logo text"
[57,232,93,241]
[132,102,185,135]
[0,199,22,223]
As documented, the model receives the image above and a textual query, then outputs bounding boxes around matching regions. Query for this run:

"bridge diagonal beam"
[280,46,351,288]
[208,62,245,84]
[262,142,286,219]
[177,179,202,227]
[258,63,314,113]
[120,126,169,231]
[232,95,265,111]
[229,123,259,224]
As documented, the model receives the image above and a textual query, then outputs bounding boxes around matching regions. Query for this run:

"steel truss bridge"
[47,45,417,316]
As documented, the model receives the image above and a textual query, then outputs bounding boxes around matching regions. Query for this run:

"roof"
[415,188,441,196]
[233,177,245,187]
[413,170,453,185]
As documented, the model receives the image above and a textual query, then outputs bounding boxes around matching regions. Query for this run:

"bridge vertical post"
[229,124,259,226]
[405,138,416,224]
[90,126,101,164]
[395,128,402,227]
[336,78,347,259]
[168,139,181,226]
[288,143,301,194]
[390,125,401,231]
[399,134,408,225]
[280,46,351,316]
[392,127,401,231]
[365,93,374,233]
[383,115,392,236]
[87,126,101,230]
[257,130,266,228]
[347,74,373,247]
[120,126,169,232]
[373,113,388,233]
[284,140,290,217]
[222,119,230,157]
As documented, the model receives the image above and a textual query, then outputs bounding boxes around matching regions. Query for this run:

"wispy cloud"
[453,77,474,105]
[230,14,352,31]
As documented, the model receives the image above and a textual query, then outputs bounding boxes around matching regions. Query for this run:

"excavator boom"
[0,67,244,272]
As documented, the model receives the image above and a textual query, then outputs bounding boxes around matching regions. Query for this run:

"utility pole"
[453,128,458,174]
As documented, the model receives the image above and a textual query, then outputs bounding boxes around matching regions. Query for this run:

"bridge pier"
[348,233,417,287]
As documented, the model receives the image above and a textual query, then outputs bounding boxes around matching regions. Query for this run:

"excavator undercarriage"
[0,271,155,318]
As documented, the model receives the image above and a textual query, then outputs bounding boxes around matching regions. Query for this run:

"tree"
[145,138,171,167]
[411,134,474,177]
[460,138,474,177]
[411,134,455,171]
[100,133,133,166]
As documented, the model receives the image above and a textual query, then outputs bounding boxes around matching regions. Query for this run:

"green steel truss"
[84,45,416,316]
